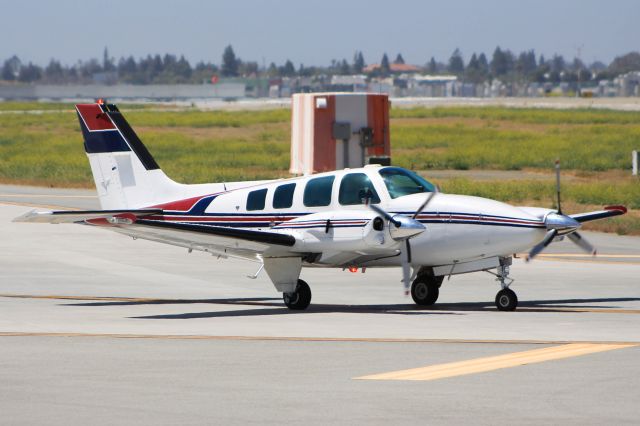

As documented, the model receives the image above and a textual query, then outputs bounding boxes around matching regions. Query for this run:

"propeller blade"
[412,191,437,219]
[400,242,411,296]
[527,229,558,261]
[567,231,596,255]
[369,204,401,227]
[555,159,562,215]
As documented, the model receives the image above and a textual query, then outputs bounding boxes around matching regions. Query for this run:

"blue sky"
[2,0,638,67]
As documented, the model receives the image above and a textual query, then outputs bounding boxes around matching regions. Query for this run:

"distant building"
[329,75,367,92]
[406,75,457,97]
[363,63,421,74]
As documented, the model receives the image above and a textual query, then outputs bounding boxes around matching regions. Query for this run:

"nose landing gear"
[492,258,517,311]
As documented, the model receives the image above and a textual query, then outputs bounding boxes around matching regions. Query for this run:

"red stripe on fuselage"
[150,196,213,212]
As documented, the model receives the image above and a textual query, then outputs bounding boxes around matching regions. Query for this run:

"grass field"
[0,101,638,234]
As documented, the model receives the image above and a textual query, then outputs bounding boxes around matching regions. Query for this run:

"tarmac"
[1,185,639,425]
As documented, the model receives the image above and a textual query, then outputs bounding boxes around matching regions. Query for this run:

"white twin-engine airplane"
[15,102,627,311]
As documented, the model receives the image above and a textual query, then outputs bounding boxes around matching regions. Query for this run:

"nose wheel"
[283,279,312,310]
[492,258,518,311]
[495,288,518,311]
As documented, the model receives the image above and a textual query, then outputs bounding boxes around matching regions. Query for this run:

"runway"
[1,186,639,425]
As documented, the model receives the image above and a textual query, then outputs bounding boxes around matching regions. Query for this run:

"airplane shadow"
[61,296,640,320]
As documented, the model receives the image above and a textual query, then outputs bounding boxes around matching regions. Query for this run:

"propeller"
[526,160,596,261]
[369,190,437,295]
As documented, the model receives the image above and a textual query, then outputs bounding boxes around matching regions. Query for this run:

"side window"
[246,188,267,211]
[303,176,335,207]
[273,183,296,209]
[339,173,381,205]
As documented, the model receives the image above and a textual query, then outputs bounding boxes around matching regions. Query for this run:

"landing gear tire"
[411,276,442,306]
[495,288,518,311]
[283,279,312,310]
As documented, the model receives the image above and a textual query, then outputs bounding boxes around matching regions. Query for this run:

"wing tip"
[12,210,53,223]
[604,205,627,215]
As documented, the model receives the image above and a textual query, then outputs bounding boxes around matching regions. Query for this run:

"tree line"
[1,45,639,85]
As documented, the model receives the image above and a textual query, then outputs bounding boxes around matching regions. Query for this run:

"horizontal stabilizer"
[13,209,162,224]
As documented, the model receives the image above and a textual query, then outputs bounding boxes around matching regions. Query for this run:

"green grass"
[437,178,640,209]
[0,102,638,234]
[392,122,640,171]
[126,108,290,128]
[2,103,639,183]
[0,101,155,111]
[391,106,640,125]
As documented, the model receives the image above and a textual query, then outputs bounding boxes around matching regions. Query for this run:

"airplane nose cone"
[389,215,426,240]
[544,212,581,231]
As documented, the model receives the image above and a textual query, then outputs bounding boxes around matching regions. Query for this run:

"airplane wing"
[13,209,163,224]
[569,205,627,223]
[118,219,298,261]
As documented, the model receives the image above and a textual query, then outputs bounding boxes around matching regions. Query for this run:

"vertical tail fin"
[76,102,180,209]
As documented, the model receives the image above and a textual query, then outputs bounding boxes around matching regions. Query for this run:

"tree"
[353,51,365,73]
[18,62,41,82]
[281,59,295,77]
[532,61,550,83]
[608,52,640,75]
[103,47,115,72]
[477,53,489,75]
[44,59,64,82]
[550,54,565,73]
[515,49,537,79]
[221,45,239,77]
[2,55,21,80]
[339,58,350,75]
[466,53,483,83]
[239,61,258,76]
[578,68,592,82]
[539,54,546,66]
[380,53,390,76]
[491,46,513,77]
[427,57,437,74]
[394,53,405,64]
[448,48,464,75]
[175,55,192,80]
[118,56,137,82]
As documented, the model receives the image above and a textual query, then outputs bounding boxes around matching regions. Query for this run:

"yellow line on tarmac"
[536,258,640,266]
[355,343,637,381]
[538,253,640,258]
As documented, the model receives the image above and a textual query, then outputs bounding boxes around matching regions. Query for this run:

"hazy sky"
[2,0,638,67]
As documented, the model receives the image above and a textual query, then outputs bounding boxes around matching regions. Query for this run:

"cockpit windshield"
[378,167,436,199]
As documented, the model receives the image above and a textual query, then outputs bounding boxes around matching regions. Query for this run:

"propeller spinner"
[527,160,596,261]
[369,190,437,295]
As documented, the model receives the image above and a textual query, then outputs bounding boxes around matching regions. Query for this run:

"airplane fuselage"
[131,165,548,270]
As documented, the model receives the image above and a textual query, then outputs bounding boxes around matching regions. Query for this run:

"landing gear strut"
[411,274,444,306]
[493,258,517,311]
[283,279,312,310]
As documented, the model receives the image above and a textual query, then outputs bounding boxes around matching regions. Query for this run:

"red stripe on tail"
[76,104,116,131]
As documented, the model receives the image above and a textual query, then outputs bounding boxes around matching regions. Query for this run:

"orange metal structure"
[290,93,390,175]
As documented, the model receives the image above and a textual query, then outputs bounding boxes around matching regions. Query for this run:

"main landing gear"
[283,279,312,310]
[494,259,517,311]
[411,274,444,306]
